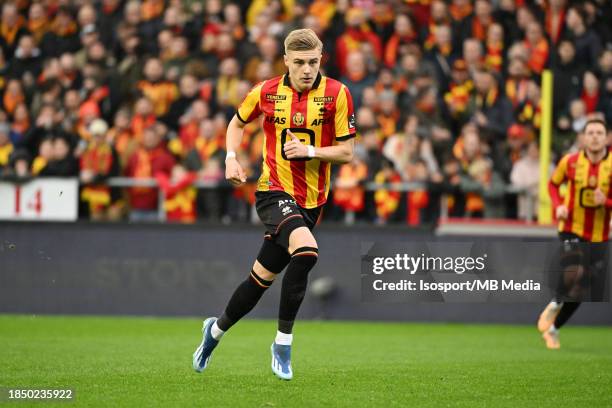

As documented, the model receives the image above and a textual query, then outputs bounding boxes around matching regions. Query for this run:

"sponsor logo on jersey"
[265,115,286,124]
[311,118,332,126]
[266,94,287,101]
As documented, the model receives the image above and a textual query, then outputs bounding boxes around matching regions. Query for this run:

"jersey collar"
[283,72,322,91]
[582,148,610,164]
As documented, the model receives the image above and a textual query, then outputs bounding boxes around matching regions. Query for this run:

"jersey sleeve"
[236,82,264,124]
[334,85,356,141]
[550,154,569,186]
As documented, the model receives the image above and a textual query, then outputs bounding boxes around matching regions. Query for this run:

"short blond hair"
[284,29,323,54]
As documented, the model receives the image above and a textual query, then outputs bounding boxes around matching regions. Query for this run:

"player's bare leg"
[538,301,562,333]
[538,299,562,349]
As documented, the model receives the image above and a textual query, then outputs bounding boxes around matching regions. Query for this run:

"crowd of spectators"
[0,0,610,224]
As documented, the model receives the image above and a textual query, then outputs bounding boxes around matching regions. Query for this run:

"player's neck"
[289,77,311,94]
[585,149,606,163]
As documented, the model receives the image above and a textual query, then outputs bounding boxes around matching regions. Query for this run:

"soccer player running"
[192,29,356,379]
[538,119,611,349]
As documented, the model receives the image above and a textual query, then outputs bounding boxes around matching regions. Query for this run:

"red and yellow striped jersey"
[237,73,356,208]
[549,150,612,242]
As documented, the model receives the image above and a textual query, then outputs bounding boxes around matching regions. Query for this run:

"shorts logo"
[266,94,287,101]
[292,112,305,127]
[281,206,293,216]
[278,199,296,207]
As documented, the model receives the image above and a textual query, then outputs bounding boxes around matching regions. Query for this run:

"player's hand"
[283,130,307,159]
[593,188,606,206]
[225,157,246,186]
[555,205,569,220]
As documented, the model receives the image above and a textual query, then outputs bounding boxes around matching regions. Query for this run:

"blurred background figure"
[79,119,121,221]
[124,125,174,222]
[156,163,197,223]
[511,140,541,221]
[38,133,78,177]
[333,153,368,224]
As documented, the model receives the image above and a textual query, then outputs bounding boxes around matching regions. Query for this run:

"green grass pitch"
[1,315,611,407]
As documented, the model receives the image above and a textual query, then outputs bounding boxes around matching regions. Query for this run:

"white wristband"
[307,145,315,158]
[226,151,236,160]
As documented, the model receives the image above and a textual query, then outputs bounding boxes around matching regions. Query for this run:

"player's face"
[284,48,322,92]
[583,123,608,154]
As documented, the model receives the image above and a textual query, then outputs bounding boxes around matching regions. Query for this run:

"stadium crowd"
[0,0,610,224]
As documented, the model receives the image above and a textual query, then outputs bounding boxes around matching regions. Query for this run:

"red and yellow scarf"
[0,16,25,45]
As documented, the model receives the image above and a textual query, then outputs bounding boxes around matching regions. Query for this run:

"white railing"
[102,177,535,224]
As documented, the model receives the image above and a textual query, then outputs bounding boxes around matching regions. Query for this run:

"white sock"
[211,321,225,340]
[551,300,563,310]
[548,324,559,334]
[275,330,293,346]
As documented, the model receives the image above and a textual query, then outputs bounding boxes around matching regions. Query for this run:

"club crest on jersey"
[292,112,305,127]
[589,175,597,187]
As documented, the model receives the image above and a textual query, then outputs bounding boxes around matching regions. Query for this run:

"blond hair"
[284,29,323,54]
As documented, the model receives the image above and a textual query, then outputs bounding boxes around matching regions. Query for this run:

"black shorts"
[556,232,610,301]
[255,190,321,249]
[558,232,608,264]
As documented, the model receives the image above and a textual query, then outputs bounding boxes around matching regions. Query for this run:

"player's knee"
[249,267,274,288]
[288,227,317,254]
[561,252,582,271]
[253,260,277,281]
[290,246,319,269]
[256,239,291,276]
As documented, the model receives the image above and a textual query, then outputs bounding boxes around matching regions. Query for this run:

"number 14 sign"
[0,178,78,221]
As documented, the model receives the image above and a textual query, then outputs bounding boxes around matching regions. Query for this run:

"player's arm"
[225,82,263,186]
[225,114,248,185]
[312,137,354,164]
[283,130,354,164]
[549,155,569,220]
